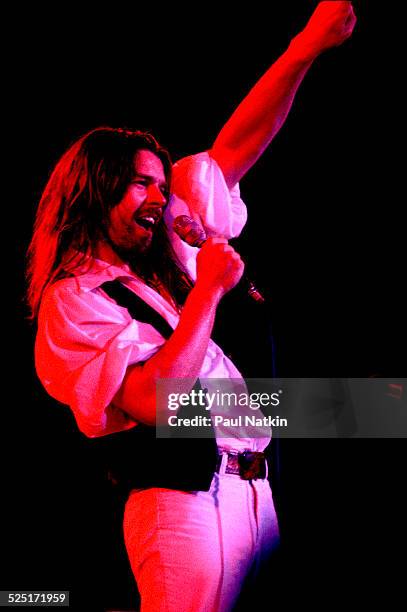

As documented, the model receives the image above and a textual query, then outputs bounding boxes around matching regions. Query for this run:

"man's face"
[107,149,168,255]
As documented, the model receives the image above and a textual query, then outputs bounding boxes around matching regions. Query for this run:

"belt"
[215,450,267,480]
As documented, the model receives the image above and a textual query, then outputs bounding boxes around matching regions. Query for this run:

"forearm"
[210,2,356,188]
[210,36,316,188]
[112,285,221,425]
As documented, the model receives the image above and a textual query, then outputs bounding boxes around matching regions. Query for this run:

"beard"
[104,221,165,282]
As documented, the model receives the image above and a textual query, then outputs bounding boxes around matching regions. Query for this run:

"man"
[27,3,356,610]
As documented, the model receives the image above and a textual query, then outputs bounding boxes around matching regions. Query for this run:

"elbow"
[112,372,158,426]
[208,147,241,189]
[114,391,157,427]
[138,392,157,426]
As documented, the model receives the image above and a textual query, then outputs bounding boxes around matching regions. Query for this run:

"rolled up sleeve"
[35,283,165,437]
[165,151,248,279]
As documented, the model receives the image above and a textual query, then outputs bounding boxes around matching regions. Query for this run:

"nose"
[146,184,167,206]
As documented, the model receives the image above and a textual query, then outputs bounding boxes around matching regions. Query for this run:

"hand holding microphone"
[173,215,265,304]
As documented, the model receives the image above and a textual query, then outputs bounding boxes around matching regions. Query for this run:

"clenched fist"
[195,237,245,300]
[293,1,357,60]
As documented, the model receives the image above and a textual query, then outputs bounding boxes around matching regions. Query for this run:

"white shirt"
[35,152,270,451]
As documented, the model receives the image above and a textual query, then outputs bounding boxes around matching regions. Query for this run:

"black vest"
[91,280,218,493]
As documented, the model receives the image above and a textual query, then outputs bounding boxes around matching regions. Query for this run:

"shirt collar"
[72,256,140,293]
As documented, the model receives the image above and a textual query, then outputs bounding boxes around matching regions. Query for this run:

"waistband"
[215,449,267,480]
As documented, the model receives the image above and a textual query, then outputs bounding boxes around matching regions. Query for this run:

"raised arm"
[210,1,357,188]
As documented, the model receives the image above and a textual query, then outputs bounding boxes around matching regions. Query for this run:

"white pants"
[123,471,280,611]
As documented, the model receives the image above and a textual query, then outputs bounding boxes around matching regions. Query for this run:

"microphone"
[173,215,266,304]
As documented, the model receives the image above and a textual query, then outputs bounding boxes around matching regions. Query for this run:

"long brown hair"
[26,127,193,319]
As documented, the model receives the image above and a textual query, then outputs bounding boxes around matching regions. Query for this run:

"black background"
[5,2,406,610]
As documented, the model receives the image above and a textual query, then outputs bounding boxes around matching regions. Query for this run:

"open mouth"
[135,213,161,232]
